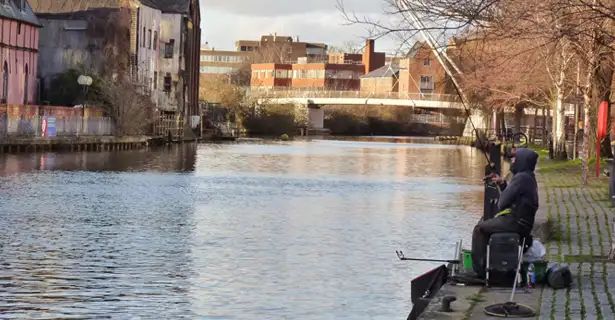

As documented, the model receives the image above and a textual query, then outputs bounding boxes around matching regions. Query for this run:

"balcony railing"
[249,89,461,102]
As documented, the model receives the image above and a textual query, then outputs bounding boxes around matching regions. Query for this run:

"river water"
[0,140,487,319]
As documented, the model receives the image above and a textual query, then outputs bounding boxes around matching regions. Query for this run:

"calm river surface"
[0,139,488,319]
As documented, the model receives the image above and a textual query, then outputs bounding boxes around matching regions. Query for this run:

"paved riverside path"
[537,169,615,319]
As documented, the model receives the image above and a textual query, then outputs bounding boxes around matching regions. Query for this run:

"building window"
[1,61,7,103]
[142,27,146,47]
[153,72,157,89]
[153,31,158,50]
[23,64,28,104]
[165,39,175,58]
[17,23,21,34]
[420,75,434,92]
[423,58,431,66]
[163,74,172,92]
[148,29,152,48]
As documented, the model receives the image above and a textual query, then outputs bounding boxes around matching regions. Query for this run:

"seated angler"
[471,148,540,278]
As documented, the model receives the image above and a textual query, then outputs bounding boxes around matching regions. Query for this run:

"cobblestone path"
[537,170,615,320]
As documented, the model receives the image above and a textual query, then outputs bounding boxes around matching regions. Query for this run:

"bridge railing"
[249,89,461,102]
[408,114,466,124]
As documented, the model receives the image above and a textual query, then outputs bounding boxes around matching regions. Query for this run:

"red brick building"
[250,39,385,91]
[398,41,451,95]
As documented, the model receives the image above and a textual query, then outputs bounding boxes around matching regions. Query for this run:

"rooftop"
[28,0,191,14]
[361,64,401,79]
[0,0,41,26]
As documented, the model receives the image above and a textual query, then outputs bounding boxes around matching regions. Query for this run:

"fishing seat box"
[486,232,524,287]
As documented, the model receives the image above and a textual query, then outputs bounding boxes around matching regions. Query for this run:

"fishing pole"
[396,0,494,167]
[396,250,460,264]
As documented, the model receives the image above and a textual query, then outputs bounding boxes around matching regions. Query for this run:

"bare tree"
[86,8,157,136]
[327,40,363,54]
[95,76,154,136]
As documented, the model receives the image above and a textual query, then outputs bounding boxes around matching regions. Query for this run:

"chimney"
[362,39,375,74]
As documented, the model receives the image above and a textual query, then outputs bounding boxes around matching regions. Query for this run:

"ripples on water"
[0,140,487,319]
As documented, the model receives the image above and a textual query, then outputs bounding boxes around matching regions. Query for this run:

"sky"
[199,0,404,54]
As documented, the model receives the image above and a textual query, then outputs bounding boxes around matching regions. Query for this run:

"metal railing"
[408,114,466,124]
[0,115,115,137]
[249,89,461,102]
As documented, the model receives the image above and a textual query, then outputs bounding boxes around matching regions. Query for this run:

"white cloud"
[199,8,402,53]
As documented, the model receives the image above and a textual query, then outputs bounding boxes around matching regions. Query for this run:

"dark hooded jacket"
[497,148,539,235]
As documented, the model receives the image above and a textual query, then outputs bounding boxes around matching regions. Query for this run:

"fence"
[152,114,184,139]
[0,115,115,137]
[249,89,460,102]
[0,104,115,138]
[408,114,466,125]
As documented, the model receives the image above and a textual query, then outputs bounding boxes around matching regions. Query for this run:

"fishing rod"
[396,250,460,264]
[396,1,494,166]
[395,1,509,195]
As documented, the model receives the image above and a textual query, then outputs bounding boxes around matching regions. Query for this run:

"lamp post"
[77,75,92,135]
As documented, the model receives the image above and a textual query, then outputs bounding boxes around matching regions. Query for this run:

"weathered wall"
[360,77,397,93]
[136,4,161,96]
[158,13,183,112]
[0,18,39,104]
[37,18,100,83]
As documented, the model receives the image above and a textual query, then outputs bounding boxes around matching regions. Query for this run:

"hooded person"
[471,147,539,278]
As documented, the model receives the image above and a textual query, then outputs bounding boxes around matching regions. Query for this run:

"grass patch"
[462,288,486,320]
[545,182,605,188]
[589,262,604,319]
[565,286,572,319]
[528,143,550,158]
[537,157,608,173]
[466,291,486,303]
[549,287,557,320]
[577,263,587,319]
[562,254,611,263]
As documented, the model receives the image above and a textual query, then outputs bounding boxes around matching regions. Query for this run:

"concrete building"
[153,0,201,117]
[135,0,161,102]
[0,0,41,105]
[360,64,400,93]
[199,44,248,76]
[31,0,201,116]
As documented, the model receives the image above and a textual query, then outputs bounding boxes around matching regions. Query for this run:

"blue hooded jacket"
[497,148,539,234]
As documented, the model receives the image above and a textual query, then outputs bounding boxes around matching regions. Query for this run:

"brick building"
[250,39,385,91]
[0,0,41,105]
[251,62,364,90]
[398,41,451,95]
[328,53,362,64]
[199,34,328,78]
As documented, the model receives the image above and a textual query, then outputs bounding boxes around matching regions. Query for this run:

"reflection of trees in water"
[0,143,198,175]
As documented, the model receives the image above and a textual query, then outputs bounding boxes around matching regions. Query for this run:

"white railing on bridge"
[249,89,461,102]
[408,114,466,124]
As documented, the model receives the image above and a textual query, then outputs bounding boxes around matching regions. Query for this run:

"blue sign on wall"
[42,116,57,137]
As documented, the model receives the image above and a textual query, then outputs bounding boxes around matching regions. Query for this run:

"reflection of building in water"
[0,144,198,175]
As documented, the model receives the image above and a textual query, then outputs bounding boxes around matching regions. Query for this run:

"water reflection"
[0,140,488,319]
[0,143,197,175]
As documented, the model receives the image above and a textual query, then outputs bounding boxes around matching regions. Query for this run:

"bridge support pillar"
[462,109,489,138]
[307,104,324,129]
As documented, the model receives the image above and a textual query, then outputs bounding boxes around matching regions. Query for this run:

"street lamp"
[77,75,92,135]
